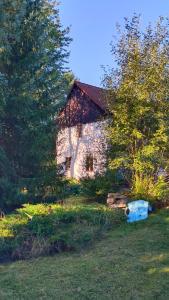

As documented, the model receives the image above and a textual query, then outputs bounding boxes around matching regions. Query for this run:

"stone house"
[56,81,108,179]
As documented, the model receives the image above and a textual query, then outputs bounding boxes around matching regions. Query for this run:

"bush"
[60,178,81,197]
[80,170,126,201]
[132,175,154,199]
[0,203,124,261]
[132,174,169,206]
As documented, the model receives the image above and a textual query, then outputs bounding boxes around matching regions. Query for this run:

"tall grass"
[132,174,169,204]
[0,203,124,262]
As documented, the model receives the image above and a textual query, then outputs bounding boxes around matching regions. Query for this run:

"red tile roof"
[74,81,107,111]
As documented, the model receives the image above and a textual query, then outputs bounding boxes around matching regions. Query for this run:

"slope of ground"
[1,209,169,299]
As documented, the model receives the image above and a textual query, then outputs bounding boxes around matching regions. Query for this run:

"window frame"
[65,157,71,171]
[85,154,94,172]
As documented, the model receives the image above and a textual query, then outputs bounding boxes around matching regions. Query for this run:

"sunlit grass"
[0,201,124,261]
[0,214,28,237]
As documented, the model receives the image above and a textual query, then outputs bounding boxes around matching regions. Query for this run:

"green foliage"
[104,15,169,196]
[0,147,19,210]
[57,171,126,202]
[152,176,169,201]
[132,174,154,199]
[0,202,124,261]
[131,174,169,205]
[61,178,82,197]
[80,170,126,201]
[0,0,71,208]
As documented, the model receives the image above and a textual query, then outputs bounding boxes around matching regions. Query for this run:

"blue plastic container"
[126,200,150,223]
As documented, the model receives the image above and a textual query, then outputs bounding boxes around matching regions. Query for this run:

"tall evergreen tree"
[0,0,71,207]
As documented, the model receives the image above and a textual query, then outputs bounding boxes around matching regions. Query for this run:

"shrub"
[61,178,81,197]
[80,170,126,201]
[132,175,154,199]
[132,174,169,206]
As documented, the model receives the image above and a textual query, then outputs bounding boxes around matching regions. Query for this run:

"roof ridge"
[75,80,104,91]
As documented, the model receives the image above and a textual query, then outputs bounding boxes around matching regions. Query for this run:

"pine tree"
[0,0,71,207]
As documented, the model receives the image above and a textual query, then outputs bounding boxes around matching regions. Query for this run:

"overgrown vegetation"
[80,170,126,200]
[104,15,169,202]
[58,170,127,204]
[0,202,124,261]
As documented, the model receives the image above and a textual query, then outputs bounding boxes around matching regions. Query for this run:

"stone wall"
[56,120,107,179]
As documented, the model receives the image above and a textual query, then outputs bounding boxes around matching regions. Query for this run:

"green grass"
[0,201,124,261]
[1,209,169,299]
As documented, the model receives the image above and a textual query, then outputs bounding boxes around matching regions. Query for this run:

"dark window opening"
[76,124,83,138]
[86,155,93,172]
[65,157,71,171]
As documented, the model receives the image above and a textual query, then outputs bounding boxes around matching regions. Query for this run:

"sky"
[60,0,169,87]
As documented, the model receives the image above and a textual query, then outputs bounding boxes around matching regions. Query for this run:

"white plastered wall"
[56,120,107,179]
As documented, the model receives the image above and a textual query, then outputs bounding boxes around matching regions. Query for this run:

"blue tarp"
[126,200,151,223]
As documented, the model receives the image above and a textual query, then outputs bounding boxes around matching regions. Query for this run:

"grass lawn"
[1,209,169,299]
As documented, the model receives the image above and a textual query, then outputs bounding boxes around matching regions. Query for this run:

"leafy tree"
[104,15,169,197]
[0,0,71,208]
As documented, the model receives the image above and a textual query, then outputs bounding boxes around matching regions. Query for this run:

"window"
[65,157,71,171]
[76,124,83,138]
[86,155,93,172]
